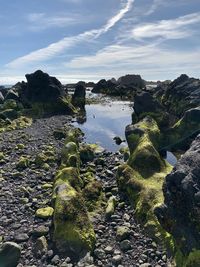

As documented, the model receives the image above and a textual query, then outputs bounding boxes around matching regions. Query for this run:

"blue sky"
[0,0,200,84]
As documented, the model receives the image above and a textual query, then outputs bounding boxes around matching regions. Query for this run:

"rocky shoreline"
[1,70,200,267]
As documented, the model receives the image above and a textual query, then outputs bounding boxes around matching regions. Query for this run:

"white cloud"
[6,0,134,68]
[26,12,83,31]
[132,12,200,40]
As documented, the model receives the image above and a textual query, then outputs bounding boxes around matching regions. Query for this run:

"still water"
[73,95,132,152]
[72,92,177,165]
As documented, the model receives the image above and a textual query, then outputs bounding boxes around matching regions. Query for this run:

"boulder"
[154,74,200,117]
[92,79,116,94]
[155,134,200,258]
[134,92,169,127]
[72,84,86,108]
[0,242,21,267]
[117,74,145,89]
[24,70,66,103]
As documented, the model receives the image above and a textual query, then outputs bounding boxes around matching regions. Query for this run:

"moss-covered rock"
[53,174,95,258]
[105,196,116,220]
[16,156,30,170]
[61,142,80,168]
[35,207,54,219]
[118,116,173,248]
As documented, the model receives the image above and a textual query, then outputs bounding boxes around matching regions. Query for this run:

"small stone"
[32,225,49,237]
[120,240,131,251]
[15,233,29,242]
[35,207,54,219]
[112,255,122,264]
[116,226,130,241]
[105,245,114,254]
[51,254,60,265]
[33,236,48,257]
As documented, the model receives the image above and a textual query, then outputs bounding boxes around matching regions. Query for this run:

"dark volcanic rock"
[118,74,145,89]
[5,89,19,102]
[24,70,66,103]
[154,74,200,117]
[92,79,116,94]
[92,74,145,96]
[72,84,86,108]
[134,92,163,115]
[155,134,200,254]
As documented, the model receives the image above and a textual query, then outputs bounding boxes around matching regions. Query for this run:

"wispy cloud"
[132,12,200,40]
[6,0,134,68]
[26,12,84,31]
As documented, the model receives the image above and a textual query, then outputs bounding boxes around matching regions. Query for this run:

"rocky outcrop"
[133,92,170,128]
[92,74,145,96]
[23,70,66,103]
[117,117,172,244]
[117,74,145,89]
[71,84,86,109]
[155,134,200,265]
[154,74,200,117]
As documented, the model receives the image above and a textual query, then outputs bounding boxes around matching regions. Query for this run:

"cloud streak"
[132,12,200,40]
[6,0,134,68]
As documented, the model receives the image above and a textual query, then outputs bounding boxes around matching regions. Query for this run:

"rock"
[116,226,131,241]
[105,246,114,254]
[113,136,124,145]
[155,134,200,257]
[105,196,116,220]
[154,74,200,117]
[32,226,49,237]
[17,70,76,114]
[15,233,29,242]
[117,74,145,89]
[33,236,48,257]
[0,242,21,267]
[134,92,169,127]
[35,207,54,219]
[72,84,86,108]
[112,254,122,264]
[120,240,131,251]
[92,79,116,94]
[53,165,95,258]
[5,89,19,102]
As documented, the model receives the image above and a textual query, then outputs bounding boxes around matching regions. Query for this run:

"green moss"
[61,142,80,168]
[175,249,200,267]
[105,196,117,220]
[55,167,83,190]
[35,207,54,219]
[117,116,174,250]
[34,150,56,167]
[16,156,30,170]
[53,178,95,257]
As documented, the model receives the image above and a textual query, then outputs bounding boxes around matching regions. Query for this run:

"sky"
[0,0,200,84]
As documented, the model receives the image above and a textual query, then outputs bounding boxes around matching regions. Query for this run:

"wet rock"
[72,84,86,108]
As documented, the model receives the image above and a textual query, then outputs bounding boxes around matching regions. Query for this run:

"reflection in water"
[166,151,177,166]
[73,97,133,152]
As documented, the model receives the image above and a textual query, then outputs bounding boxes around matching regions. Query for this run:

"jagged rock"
[92,79,116,94]
[24,70,66,103]
[155,134,200,257]
[0,242,21,267]
[71,84,86,108]
[117,74,145,89]
[155,74,200,117]
[5,89,19,102]
[133,92,169,127]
